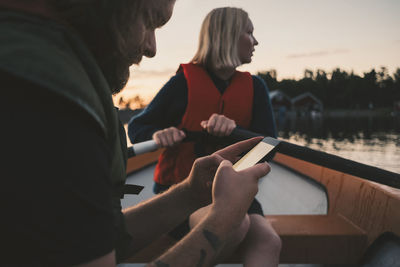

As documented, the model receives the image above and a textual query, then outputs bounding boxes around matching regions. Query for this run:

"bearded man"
[0,1,270,266]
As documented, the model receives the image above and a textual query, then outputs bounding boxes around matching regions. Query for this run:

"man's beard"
[99,57,130,95]
[100,50,143,95]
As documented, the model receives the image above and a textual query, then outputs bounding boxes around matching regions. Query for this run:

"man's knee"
[230,214,251,243]
[250,215,282,252]
[239,214,251,235]
[266,228,282,253]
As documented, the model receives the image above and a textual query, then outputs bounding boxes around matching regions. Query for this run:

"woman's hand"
[152,127,186,147]
[200,113,236,137]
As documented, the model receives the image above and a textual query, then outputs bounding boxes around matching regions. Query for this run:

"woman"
[129,7,280,266]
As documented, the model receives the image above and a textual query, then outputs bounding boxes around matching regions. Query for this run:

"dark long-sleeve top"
[128,71,277,144]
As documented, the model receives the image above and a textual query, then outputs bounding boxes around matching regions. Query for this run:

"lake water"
[123,112,400,174]
[275,114,400,174]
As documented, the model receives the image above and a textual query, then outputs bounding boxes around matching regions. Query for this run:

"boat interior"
[119,138,400,266]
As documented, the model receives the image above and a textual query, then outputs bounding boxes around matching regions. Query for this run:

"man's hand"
[213,136,264,163]
[152,127,185,147]
[183,137,267,207]
[212,159,270,228]
[200,113,236,137]
[210,137,271,230]
[184,154,224,207]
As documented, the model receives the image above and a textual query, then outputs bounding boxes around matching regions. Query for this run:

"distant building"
[269,90,292,111]
[291,92,323,113]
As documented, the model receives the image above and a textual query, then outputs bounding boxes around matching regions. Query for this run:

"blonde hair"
[192,7,249,70]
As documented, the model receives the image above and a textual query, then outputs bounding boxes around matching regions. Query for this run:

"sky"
[116,0,400,105]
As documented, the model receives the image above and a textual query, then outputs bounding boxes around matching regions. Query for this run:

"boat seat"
[125,214,367,264]
[265,214,367,264]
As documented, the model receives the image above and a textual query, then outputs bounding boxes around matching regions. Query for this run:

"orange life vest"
[154,63,253,185]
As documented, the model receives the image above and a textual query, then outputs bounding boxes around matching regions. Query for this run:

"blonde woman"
[129,7,280,266]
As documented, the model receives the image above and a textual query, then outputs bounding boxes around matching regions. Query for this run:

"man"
[1,0,271,266]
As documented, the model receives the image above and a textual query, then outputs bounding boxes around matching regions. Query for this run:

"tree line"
[258,67,400,109]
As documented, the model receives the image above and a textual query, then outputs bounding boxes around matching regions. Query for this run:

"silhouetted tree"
[315,69,328,105]
[393,68,400,102]
[304,69,314,79]
[258,66,399,110]
[257,69,278,90]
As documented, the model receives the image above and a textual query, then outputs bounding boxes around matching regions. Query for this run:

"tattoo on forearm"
[203,229,221,251]
[196,249,206,267]
[155,260,170,267]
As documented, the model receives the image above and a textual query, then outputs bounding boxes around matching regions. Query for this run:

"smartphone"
[233,137,281,171]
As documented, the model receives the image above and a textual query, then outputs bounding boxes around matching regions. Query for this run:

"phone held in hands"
[233,137,281,171]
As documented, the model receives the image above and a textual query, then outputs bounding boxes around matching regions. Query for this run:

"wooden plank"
[268,214,367,264]
[273,152,400,247]
[126,148,163,174]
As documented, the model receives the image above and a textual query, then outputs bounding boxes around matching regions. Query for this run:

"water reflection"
[276,114,400,174]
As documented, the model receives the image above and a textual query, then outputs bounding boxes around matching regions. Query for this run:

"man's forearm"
[146,209,232,267]
[122,181,203,253]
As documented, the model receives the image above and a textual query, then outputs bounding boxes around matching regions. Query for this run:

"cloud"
[332,49,350,54]
[287,49,350,59]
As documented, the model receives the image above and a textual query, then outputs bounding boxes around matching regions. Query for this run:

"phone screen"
[233,137,280,171]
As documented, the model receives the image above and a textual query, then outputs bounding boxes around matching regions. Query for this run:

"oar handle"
[127,140,159,157]
[224,127,261,141]
[127,128,262,157]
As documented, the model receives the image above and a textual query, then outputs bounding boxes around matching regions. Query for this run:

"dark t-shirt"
[1,71,115,266]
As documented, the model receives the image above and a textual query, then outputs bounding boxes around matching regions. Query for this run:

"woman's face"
[237,18,258,65]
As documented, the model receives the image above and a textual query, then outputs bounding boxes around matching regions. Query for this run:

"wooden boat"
[120,129,400,266]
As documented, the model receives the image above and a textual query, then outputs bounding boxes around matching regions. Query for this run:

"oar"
[127,128,247,157]
[127,128,400,189]
[229,128,400,189]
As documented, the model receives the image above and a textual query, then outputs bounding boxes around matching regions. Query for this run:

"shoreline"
[274,108,398,118]
[323,108,394,117]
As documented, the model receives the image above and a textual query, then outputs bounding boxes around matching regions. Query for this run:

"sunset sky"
[116,0,400,105]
